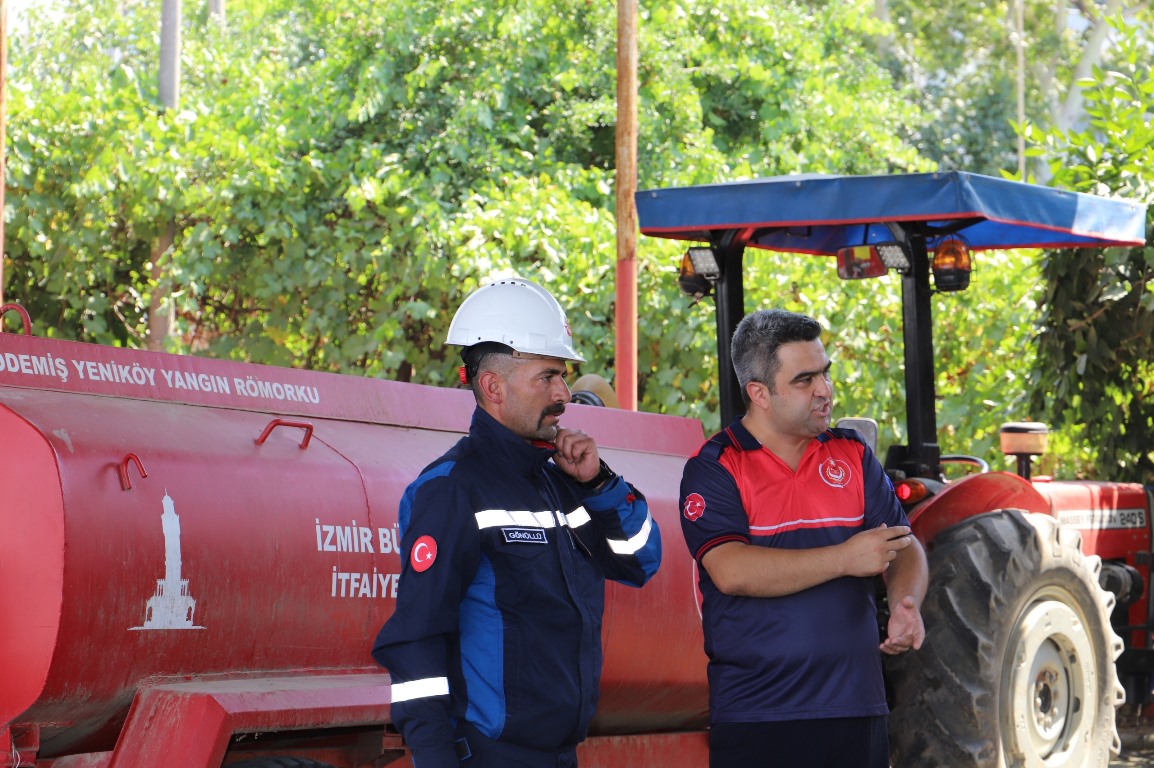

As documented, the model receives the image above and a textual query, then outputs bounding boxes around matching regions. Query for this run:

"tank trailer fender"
[42,674,399,768]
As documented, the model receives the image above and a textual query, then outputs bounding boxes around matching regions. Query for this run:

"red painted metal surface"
[579,731,710,766]
[107,675,392,768]
[907,471,1052,548]
[0,332,710,767]
[909,473,1154,656]
[1032,480,1153,650]
[0,303,32,335]
[1031,480,1151,563]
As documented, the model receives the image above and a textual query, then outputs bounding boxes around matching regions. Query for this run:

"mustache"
[537,402,566,429]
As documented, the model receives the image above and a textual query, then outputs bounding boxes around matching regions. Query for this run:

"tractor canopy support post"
[714,241,746,426]
[895,235,941,478]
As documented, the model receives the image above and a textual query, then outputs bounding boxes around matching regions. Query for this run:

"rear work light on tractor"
[835,234,973,294]
[835,241,911,280]
[679,247,721,299]
[836,245,888,279]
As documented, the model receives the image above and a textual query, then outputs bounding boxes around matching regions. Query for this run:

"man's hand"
[551,427,601,482]
[839,525,913,578]
[881,595,925,655]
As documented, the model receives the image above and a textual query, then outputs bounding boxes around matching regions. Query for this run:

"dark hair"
[731,309,822,405]
[461,342,515,399]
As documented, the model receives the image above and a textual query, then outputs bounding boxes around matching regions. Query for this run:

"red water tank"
[0,331,710,767]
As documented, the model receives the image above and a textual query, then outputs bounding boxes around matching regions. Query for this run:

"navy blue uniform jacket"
[372,407,662,767]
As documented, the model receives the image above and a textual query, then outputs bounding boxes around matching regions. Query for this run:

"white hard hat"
[447,278,585,363]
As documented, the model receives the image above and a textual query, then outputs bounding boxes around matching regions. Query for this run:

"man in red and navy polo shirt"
[680,309,928,768]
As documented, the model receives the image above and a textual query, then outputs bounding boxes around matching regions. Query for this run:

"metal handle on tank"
[255,418,314,449]
[0,303,32,335]
[119,453,149,491]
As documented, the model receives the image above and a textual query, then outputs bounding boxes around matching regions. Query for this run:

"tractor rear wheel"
[886,509,1124,767]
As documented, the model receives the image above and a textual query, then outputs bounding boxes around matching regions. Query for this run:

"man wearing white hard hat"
[373,278,662,768]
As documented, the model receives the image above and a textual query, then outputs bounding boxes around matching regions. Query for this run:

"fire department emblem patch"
[411,535,438,572]
[683,493,706,521]
[819,458,852,489]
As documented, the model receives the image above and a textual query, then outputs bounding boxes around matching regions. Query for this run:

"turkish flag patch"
[683,493,706,521]
[411,535,438,572]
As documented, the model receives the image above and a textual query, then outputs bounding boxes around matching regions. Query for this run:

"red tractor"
[636,170,1150,767]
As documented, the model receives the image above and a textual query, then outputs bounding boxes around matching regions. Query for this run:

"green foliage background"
[1026,16,1154,481]
[3,0,1151,479]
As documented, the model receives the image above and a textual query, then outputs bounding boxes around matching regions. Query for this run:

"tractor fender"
[906,471,1051,548]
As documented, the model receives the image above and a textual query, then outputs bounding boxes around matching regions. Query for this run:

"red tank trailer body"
[0,326,711,768]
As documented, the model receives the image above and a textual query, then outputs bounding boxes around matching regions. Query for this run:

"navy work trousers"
[454,722,579,768]
[709,716,889,768]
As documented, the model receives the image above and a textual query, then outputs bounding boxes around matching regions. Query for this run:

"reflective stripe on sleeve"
[607,512,655,555]
[566,507,591,528]
[391,676,450,703]
[566,507,655,556]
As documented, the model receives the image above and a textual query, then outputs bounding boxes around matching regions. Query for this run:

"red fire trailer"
[0,311,712,768]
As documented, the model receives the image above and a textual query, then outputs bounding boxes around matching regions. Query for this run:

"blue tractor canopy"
[635,171,1148,479]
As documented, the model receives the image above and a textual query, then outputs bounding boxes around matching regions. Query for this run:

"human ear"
[746,380,771,409]
[476,370,505,406]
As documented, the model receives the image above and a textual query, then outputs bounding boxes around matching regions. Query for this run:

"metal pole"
[1015,0,1025,178]
[208,0,225,28]
[159,0,181,110]
[614,0,638,410]
[149,0,180,351]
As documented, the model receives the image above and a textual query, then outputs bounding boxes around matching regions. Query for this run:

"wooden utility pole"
[149,0,181,351]
[208,0,225,28]
[614,0,638,410]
